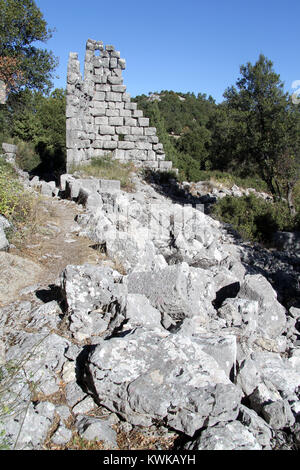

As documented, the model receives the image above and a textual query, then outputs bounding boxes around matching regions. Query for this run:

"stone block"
[95,84,111,92]
[125,102,137,110]
[159,161,173,170]
[111,85,127,92]
[108,116,124,126]
[106,91,122,102]
[117,141,135,150]
[93,149,110,157]
[142,161,159,169]
[119,109,132,117]
[118,58,126,69]
[132,110,144,118]
[110,50,121,58]
[92,141,104,149]
[99,125,115,135]
[125,117,137,127]
[95,116,109,125]
[102,141,118,150]
[107,75,123,85]
[122,93,131,102]
[94,92,105,101]
[138,117,150,127]
[113,149,126,160]
[131,127,144,136]
[136,142,152,150]
[106,109,120,117]
[115,126,131,135]
[99,179,121,193]
[144,127,157,136]
[110,58,118,68]
[91,107,106,117]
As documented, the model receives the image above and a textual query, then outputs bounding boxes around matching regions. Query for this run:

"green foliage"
[0,0,58,94]
[14,140,40,171]
[0,159,23,218]
[212,193,295,243]
[0,159,38,235]
[222,55,299,197]
[133,91,215,173]
[1,88,66,171]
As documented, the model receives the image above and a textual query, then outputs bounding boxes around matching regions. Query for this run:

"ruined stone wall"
[66,39,173,172]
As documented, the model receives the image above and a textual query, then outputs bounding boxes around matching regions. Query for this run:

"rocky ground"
[0,161,300,450]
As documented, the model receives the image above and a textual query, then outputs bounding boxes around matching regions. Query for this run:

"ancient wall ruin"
[66,39,173,172]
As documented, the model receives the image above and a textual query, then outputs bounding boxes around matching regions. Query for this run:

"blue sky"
[35,0,300,103]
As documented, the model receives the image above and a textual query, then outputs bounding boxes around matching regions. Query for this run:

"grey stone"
[262,400,295,430]
[99,179,120,193]
[60,264,127,341]
[26,300,61,331]
[5,332,71,396]
[65,381,87,408]
[72,395,96,415]
[55,405,72,424]
[0,215,11,230]
[238,405,273,449]
[76,416,118,447]
[0,227,9,251]
[126,263,216,324]
[184,421,261,450]
[1,401,55,449]
[125,293,162,330]
[238,274,286,339]
[51,425,72,446]
[84,327,242,436]
[2,143,17,154]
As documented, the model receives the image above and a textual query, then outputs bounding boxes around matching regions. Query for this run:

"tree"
[0,0,58,96]
[223,54,298,200]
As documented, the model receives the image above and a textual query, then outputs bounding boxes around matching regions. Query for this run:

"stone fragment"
[184,421,261,450]
[76,416,118,447]
[84,327,242,436]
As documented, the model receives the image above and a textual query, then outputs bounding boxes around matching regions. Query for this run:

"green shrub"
[212,194,294,244]
[0,159,41,247]
[14,140,41,172]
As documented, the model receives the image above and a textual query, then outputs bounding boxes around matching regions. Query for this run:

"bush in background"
[212,193,296,244]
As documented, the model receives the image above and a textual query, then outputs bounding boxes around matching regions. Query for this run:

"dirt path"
[6,195,106,304]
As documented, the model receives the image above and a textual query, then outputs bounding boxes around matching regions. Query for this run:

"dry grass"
[69,155,136,192]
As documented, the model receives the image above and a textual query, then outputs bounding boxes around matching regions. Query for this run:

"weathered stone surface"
[1,401,55,449]
[60,264,127,341]
[126,263,216,324]
[76,416,118,447]
[0,227,9,251]
[0,252,45,305]
[6,332,71,396]
[84,327,242,436]
[2,143,17,154]
[183,421,262,450]
[51,425,72,446]
[238,274,286,339]
[238,405,273,449]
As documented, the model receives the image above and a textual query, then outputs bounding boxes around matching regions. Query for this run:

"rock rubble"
[0,163,299,450]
